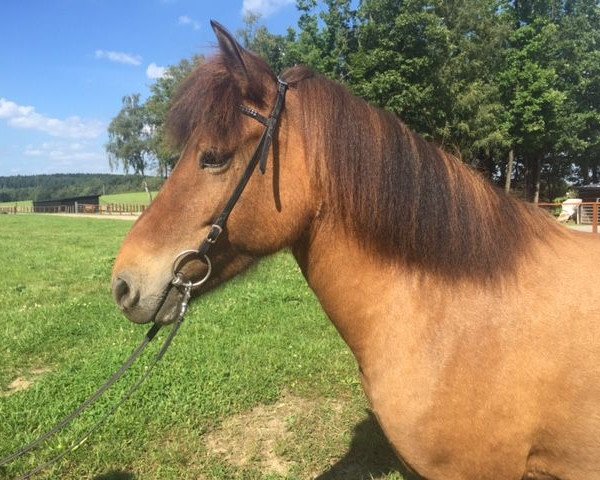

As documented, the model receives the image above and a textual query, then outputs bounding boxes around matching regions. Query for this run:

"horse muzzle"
[112,273,174,324]
[112,253,211,325]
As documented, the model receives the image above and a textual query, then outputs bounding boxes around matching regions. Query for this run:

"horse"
[112,21,600,480]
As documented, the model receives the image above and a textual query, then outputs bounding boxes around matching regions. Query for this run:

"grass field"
[0,199,32,208]
[100,191,159,205]
[0,215,406,479]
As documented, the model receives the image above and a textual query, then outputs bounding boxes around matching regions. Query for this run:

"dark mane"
[283,66,562,279]
[167,52,274,147]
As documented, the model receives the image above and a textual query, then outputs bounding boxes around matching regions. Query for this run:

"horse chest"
[356,321,535,479]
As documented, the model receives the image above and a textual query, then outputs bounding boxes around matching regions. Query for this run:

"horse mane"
[282,66,563,279]
[167,54,562,280]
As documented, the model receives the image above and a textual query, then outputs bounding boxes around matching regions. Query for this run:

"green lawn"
[0,215,405,480]
[0,200,32,208]
[100,191,159,205]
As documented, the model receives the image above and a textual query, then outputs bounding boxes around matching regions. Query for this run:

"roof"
[577,184,600,201]
[33,194,100,206]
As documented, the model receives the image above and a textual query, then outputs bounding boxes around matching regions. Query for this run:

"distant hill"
[0,174,165,202]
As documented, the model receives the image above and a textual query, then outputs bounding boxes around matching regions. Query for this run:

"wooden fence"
[0,203,146,216]
[2,200,598,233]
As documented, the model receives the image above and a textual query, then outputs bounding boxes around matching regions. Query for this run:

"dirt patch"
[49,213,139,221]
[155,392,403,479]
[204,392,322,476]
[1,367,51,397]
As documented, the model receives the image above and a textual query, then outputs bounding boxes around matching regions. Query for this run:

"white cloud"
[0,98,104,139]
[241,0,294,17]
[178,15,200,30]
[24,141,105,165]
[146,63,168,80]
[95,49,142,66]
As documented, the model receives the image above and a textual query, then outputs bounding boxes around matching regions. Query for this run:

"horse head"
[112,22,315,324]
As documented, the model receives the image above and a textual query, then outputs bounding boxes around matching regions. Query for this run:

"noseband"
[171,78,288,301]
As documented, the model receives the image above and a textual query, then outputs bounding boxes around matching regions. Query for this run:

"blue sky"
[0,0,300,176]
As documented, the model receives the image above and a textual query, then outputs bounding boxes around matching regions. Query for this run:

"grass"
[0,215,407,480]
[0,199,32,208]
[100,191,159,205]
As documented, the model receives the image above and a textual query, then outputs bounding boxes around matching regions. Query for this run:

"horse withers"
[112,21,600,480]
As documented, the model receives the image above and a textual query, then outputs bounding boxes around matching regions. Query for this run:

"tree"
[103,0,600,201]
[144,57,201,176]
[436,0,513,178]
[286,0,358,82]
[552,0,600,186]
[493,0,600,200]
[350,0,452,136]
[237,13,295,73]
[106,94,154,201]
[293,0,513,178]
[499,17,566,201]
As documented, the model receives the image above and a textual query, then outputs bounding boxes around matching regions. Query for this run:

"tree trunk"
[592,164,599,185]
[524,155,542,203]
[504,149,514,194]
[143,179,153,203]
[483,154,496,182]
[532,155,542,203]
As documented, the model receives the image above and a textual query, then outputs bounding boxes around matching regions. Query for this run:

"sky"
[0,0,300,176]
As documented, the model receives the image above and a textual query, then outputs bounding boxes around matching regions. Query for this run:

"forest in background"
[105,0,600,203]
[0,174,164,203]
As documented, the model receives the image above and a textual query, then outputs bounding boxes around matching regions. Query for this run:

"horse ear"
[210,20,249,80]
[211,20,273,105]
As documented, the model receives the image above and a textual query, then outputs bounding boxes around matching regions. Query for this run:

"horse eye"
[200,150,230,169]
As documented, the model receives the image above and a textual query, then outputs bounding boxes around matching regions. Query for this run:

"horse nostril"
[112,276,140,311]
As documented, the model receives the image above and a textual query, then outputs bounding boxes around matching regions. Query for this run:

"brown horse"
[112,22,600,480]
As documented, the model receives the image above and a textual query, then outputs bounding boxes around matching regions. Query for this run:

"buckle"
[207,224,223,244]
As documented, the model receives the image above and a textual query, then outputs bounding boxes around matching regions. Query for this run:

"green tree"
[435,0,512,179]
[237,13,295,73]
[350,0,452,136]
[286,0,357,82]
[144,57,200,176]
[106,94,154,200]
[499,17,566,201]
[552,0,600,186]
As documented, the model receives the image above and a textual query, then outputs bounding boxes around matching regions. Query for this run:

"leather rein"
[0,77,288,479]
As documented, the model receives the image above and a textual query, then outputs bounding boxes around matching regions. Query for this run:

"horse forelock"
[167,52,272,149]
[281,66,563,280]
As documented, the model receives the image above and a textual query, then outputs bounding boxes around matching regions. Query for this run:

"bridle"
[0,77,288,479]
[170,77,289,303]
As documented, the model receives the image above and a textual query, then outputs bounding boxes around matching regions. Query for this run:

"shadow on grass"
[93,471,135,480]
[316,411,422,480]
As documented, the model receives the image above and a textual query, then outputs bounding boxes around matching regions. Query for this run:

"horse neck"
[291,221,435,367]
[290,206,561,370]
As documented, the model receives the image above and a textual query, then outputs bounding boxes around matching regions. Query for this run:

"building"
[33,194,100,213]
[577,185,600,203]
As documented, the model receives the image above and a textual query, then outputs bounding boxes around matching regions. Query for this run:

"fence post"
[593,202,599,234]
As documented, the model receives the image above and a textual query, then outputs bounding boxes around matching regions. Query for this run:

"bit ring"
[171,250,212,288]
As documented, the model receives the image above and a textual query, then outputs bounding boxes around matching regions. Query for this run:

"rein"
[0,287,190,480]
[1,77,288,479]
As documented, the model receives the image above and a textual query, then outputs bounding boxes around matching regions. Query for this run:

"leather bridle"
[0,77,289,479]
[170,77,289,300]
